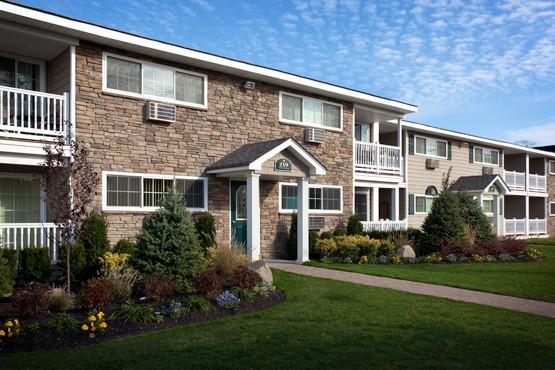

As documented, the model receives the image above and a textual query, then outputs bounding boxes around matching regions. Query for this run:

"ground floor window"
[415,195,434,214]
[549,202,555,216]
[354,193,368,221]
[103,172,207,212]
[0,177,41,223]
[279,183,342,213]
[482,197,494,215]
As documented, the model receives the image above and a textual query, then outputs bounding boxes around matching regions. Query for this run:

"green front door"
[231,181,247,246]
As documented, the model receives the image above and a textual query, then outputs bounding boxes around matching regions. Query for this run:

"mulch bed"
[0,290,285,353]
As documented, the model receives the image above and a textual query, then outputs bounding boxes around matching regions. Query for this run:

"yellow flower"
[14,319,19,326]
[81,324,89,331]
[97,311,104,318]
[99,322,108,329]
[6,321,13,327]
[91,326,96,332]
[0,330,5,337]
[88,315,97,322]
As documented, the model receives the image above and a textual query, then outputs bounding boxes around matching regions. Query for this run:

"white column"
[391,187,399,221]
[525,153,530,191]
[493,196,500,235]
[525,154,530,236]
[397,119,402,147]
[372,121,380,143]
[371,187,380,221]
[297,177,309,263]
[246,173,260,262]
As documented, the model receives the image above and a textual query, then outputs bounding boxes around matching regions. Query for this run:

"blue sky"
[19,0,555,145]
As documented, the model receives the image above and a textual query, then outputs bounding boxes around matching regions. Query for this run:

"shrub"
[1,249,18,278]
[78,212,110,279]
[113,239,135,255]
[232,265,260,289]
[377,240,396,257]
[209,241,248,281]
[194,212,217,253]
[333,226,347,237]
[458,193,495,244]
[12,283,51,317]
[81,311,109,337]
[334,236,360,260]
[357,238,380,257]
[166,299,186,319]
[309,230,320,259]
[498,238,527,256]
[526,248,544,261]
[111,300,160,323]
[99,252,138,304]
[0,256,13,296]
[57,243,86,280]
[77,277,114,309]
[216,290,241,309]
[48,288,74,312]
[131,194,205,289]
[143,273,178,303]
[194,269,224,299]
[286,214,297,260]
[319,231,333,239]
[47,313,79,334]
[184,295,214,313]
[231,286,255,303]
[347,214,363,235]
[19,246,50,282]
[315,238,338,258]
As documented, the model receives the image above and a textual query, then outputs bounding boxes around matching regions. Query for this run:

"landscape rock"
[396,245,416,258]
[248,260,273,285]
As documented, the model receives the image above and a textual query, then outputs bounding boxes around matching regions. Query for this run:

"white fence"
[362,221,407,232]
[355,142,401,175]
[528,174,547,192]
[504,218,547,236]
[503,170,525,191]
[0,223,61,262]
[528,218,547,235]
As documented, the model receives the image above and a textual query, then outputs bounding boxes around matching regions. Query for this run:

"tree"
[43,137,99,292]
[130,193,205,289]
[194,212,217,253]
[457,193,495,244]
[347,214,363,235]
[78,212,110,278]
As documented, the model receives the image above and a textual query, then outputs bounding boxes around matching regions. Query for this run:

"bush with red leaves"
[143,273,177,302]
[78,277,114,309]
[194,269,224,299]
[441,238,527,257]
[12,283,51,317]
[232,265,260,289]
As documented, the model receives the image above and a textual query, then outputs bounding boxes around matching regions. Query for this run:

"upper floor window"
[550,202,555,216]
[280,92,342,131]
[103,53,207,108]
[0,54,43,91]
[474,146,499,165]
[550,160,555,175]
[279,183,342,213]
[355,123,370,142]
[414,135,447,158]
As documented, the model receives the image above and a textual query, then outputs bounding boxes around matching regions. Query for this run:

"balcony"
[362,220,407,232]
[528,174,546,192]
[0,222,61,262]
[354,142,402,176]
[503,218,547,236]
[503,170,525,191]
[0,86,68,141]
[528,218,547,235]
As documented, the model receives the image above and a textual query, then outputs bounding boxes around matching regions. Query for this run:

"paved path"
[268,262,555,318]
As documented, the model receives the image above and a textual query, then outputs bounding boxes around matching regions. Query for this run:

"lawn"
[308,243,555,302]
[4,270,555,369]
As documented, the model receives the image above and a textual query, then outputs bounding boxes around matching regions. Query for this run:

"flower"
[0,330,5,337]
[6,321,13,327]
[13,319,19,326]
[81,324,89,331]
[88,315,97,322]
[99,322,108,329]
[97,311,105,318]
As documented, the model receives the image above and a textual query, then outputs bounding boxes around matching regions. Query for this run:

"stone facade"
[75,41,353,259]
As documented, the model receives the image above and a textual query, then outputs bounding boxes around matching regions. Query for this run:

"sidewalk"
[268,262,555,318]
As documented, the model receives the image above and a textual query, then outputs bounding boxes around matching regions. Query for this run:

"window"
[415,196,434,214]
[0,177,41,223]
[550,161,555,175]
[550,202,555,216]
[355,123,370,142]
[414,136,447,158]
[279,183,342,213]
[482,197,494,214]
[280,92,342,130]
[354,192,368,221]
[103,172,207,211]
[474,147,499,165]
[425,186,438,196]
[0,55,43,91]
[103,53,207,108]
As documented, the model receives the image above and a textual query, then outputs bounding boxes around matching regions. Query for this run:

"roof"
[0,1,417,114]
[206,137,327,176]
[449,174,508,193]
[534,145,555,153]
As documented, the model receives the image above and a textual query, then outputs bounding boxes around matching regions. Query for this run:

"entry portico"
[207,138,327,263]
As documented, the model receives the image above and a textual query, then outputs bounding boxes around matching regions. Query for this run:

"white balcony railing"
[0,223,61,262]
[503,170,525,191]
[504,218,526,236]
[0,86,68,140]
[529,218,547,235]
[362,220,407,232]
[355,142,401,176]
[528,174,547,192]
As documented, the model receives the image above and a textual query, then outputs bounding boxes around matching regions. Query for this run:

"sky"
[18,0,555,146]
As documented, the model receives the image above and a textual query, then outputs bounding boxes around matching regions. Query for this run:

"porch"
[354,186,407,232]
[503,195,548,237]
[503,153,547,193]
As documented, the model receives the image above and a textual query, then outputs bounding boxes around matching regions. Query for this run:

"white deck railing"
[504,218,526,236]
[529,218,547,235]
[0,86,68,140]
[362,220,407,232]
[355,142,401,176]
[528,174,547,192]
[503,170,525,191]
[0,223,61,262]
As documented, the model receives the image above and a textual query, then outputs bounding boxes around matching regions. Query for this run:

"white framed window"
[279,91,343,132]
[278,183,343,214]
[102,53,207,109]
[414,135,448,159]
[482,197,494,215]
[550,202,555,216]
[474,146,499,165]
[414,195,434,214]
[549,160,555,175]
[102,171,207,212]
[0,52,45,92]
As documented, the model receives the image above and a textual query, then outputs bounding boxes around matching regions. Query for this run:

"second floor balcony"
[503,170,546,192]
[354,141,402,176]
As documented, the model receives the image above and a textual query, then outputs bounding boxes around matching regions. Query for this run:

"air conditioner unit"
[147,102,176,123]
[482,166,494,175]
[426,158,439,169]
[309,216,325,230]
[304,127,326,144]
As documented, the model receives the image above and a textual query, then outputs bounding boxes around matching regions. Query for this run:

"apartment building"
[0,2,553,264]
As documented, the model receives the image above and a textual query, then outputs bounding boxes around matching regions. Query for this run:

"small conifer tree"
[457,193,495,243]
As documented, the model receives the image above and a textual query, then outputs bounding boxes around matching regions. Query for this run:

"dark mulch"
[0,290,285,353]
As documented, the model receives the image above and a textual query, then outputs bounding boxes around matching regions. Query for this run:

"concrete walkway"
[268,262,555,319]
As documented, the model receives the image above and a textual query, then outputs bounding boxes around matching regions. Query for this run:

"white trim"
[414,194,436,214]
[279,91,343,132]
[101,171,208,212]
[549,160,555,175]
[101,52,208,109]
[70,45,76,141]
[278,182,343,214]
[473,145,500,166]
[549,202,555,217]
[413,135,448,159]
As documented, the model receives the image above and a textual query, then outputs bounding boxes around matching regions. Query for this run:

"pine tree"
[78,212,110,278]
[457,193,495,243]
[131,193,205,289]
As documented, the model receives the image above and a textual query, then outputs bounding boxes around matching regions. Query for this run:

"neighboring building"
[0,2,554,264]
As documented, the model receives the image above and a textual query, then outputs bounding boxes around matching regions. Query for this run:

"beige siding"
[406,131,503,228]
[46,48,70,95]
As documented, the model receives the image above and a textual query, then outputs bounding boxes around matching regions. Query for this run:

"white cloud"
[505,122,555,146]
[191,0,214,11]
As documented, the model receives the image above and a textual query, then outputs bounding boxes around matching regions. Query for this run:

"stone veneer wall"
[75,41,353,259]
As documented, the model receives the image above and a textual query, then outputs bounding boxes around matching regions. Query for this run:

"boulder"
[248,260,273,285]
[396,245,416,258]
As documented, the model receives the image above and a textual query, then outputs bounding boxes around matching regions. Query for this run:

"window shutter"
[408,134,415,155]
[469,144,474,163]
[499,150,503,167]
[447,142,452,160]
[408,194,415,215]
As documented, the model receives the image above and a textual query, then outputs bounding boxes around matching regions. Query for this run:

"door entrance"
[231,181,247,246]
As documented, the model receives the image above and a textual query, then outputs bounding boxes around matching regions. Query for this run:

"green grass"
[308,244,555,302]
[5,270,555,369]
